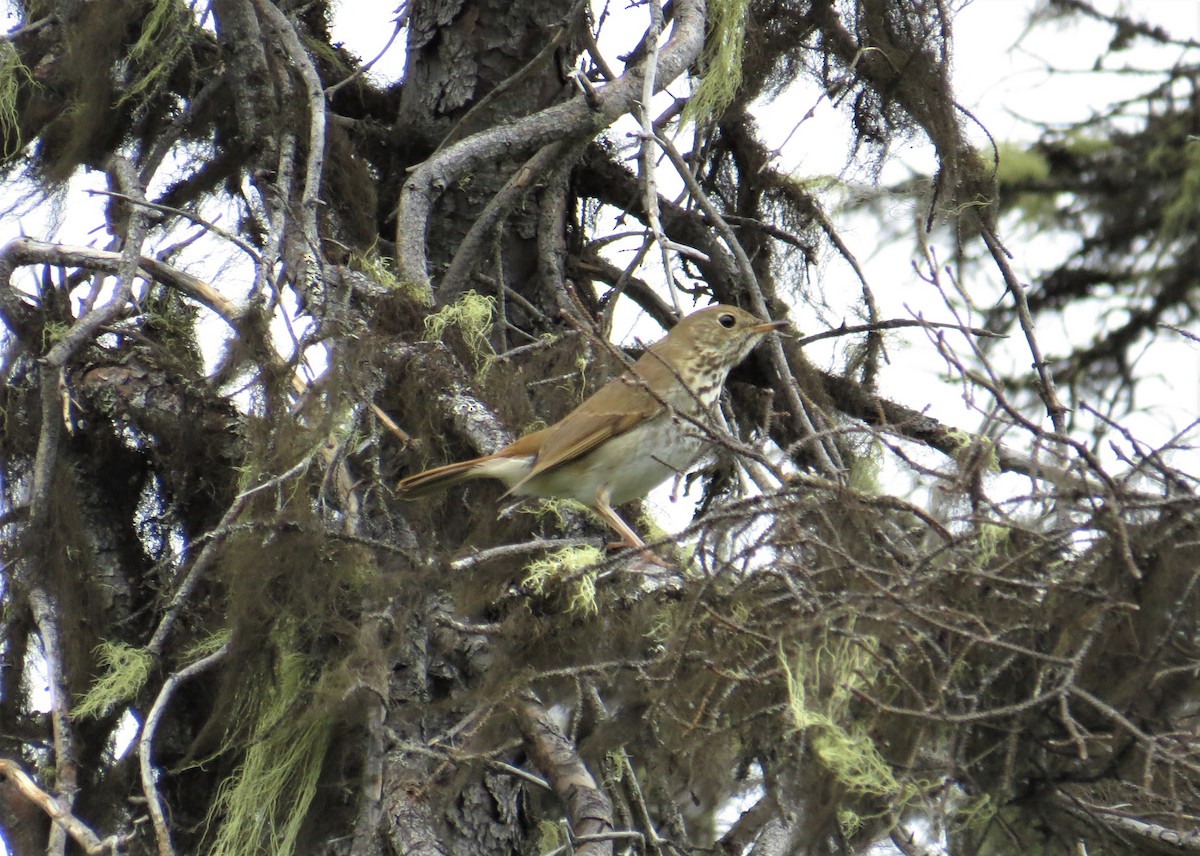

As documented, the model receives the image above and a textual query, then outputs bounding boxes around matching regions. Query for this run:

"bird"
[396,304,788,548]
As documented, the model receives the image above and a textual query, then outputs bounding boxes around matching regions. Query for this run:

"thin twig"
[794,317,1002,348]
[637,0,684,316]
[86,189,262,263]
[325,2,409,97]
[976,218,1068,434]
[652,130,843,476]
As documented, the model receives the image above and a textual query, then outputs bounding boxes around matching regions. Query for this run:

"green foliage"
[1056,129,1111,159]
[992,142,1056,226]
[74,642,153,719]
[683,0,749,128]
[995,135,1111,229]
[207,646,336,856]
[1159,137,1200,240]
[993,143,1050,184]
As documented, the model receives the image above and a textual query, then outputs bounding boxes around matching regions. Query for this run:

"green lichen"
[523,545,604,616]
[74,641,153,719]
[521,497,588,531]
[207,648,335,856]
[184,628,232,661]
[973,522,1011,565]
[636,505,694,566]
[423,291,497,378]
[946,430,999,474]
[41,321,70,351]
[779,635,909,803]
[955,792,997,834]
[683,0,749,128]
[350,250,432,305]
[846,440,883,494]
[567,570,599,616]
[117,0,190,111]
[536,819,568,855]
[0,42,33,162]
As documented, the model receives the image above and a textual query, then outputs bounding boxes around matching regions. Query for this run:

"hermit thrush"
[396,305,787,547]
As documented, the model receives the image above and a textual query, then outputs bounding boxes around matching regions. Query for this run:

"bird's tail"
[396,458,489,496]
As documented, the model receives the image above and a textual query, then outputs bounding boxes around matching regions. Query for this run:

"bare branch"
[0,760,132,855]
[514,695,615,856]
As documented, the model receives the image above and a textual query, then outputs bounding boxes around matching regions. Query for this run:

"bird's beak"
[752,319,790,335]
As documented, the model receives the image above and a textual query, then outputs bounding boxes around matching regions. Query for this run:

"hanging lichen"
[682,0,749,129]
[206,646,336,856]
[780,634,910,804]
[422,290,498,378]
[73,641,153,720]
[0,42,32,162]
[116,0,192,113]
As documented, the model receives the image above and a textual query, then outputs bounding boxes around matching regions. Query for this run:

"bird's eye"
[718,313,736,329]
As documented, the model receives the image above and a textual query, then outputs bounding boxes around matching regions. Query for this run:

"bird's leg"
[592,491,646,549]
[592,490,677,568]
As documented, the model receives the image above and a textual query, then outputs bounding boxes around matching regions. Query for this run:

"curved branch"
[438,137,588,304]
[815,365,1159,501]
[652,131,843,476]
[140,641,231,855]
[0,238,243,330]
[395,0,706,298]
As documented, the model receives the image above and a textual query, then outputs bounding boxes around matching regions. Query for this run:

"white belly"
[514,415,705,507]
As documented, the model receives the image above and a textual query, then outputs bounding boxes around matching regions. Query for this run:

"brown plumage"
[397,305,787,547]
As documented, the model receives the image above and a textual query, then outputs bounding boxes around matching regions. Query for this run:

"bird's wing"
[507,377,662,492]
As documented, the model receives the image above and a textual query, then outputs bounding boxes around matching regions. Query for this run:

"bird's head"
[664,304,789,370]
